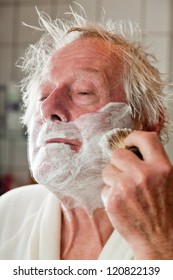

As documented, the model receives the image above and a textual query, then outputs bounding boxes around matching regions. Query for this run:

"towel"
[0,184,132,260]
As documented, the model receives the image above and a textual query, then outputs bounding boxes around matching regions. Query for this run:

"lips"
[45,138,82,152]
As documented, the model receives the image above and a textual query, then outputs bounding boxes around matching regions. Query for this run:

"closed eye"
[78,92,91,95]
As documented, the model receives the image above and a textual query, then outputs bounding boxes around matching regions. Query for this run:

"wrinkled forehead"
[43,37,123,82]
[52,37,114,56]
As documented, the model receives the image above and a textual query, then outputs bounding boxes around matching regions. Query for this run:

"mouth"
[45,138,82,152]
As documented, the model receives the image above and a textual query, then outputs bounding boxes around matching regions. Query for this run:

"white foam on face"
[28,102,133,213]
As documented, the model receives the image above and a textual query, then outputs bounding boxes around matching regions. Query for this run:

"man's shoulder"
[0,184,61,257]
[0,185,53,246]
[1,184,49,197]
[0,184,50,215]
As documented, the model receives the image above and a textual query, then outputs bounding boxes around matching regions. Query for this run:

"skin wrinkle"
[106,184,158,247]
[124,132,173,233]
[102,159,162,239]
[61,208,113,260]
[115,167,165,235]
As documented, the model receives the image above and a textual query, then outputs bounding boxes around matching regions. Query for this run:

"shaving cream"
[28,102,133,213]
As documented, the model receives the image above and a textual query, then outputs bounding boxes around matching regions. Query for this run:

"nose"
[40,87,70,123]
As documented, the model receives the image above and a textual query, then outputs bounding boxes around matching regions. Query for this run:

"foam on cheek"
[28,102,133,213]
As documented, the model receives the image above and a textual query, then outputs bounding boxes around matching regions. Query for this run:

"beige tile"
[101,0,142,23]
[69,0,98,21]
[145,0,171,32]
[166,102,173,163]
[18,4,52,43]
[169,38,173,80]
[13,139,28,167]
[0,47,12,83]
[0,5,13,43]
[0,138,9,167]
[0,0,17,3]
[11,46,27,82]
[12,168,31,187]
[143,34,171,74]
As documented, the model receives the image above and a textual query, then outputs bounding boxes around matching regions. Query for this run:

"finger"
[124,131,170,163]
[110,148,143,172]
[102,163,122,188]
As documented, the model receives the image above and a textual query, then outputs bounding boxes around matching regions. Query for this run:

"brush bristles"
[99,128,132,158]
[107,128,132,150]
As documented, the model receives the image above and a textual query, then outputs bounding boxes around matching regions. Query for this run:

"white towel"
[0,185,132,260]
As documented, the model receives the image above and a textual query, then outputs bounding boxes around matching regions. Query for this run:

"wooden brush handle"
[127,146,143,160]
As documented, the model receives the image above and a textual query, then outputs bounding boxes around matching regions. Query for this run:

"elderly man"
[0,8,173,260]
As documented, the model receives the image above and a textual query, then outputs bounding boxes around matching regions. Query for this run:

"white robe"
[0,185,133,260]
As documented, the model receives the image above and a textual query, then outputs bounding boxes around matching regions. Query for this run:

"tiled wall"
[0,0,173,191]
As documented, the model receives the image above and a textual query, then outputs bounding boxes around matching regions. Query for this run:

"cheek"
[66,105,95,121]
[110,85,126,103]
[70,101,112,121]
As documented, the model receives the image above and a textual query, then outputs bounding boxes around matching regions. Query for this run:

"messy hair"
[19,5,172,142]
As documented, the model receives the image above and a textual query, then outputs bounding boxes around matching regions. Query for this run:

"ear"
[143,109,165,134]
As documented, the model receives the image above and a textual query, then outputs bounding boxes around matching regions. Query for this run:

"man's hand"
[102,131,173,259]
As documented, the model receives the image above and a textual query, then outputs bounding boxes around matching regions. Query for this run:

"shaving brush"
[99,128,143,160]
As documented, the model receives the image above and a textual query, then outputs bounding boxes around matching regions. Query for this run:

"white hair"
[18,4,172,142]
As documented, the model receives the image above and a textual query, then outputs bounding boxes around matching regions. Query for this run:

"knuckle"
[133,162,173,190]
[113,180,131,199]
[131,130,157,138]
[148,131,158,138]
[117,180,131,196]
[133,168,150,187]
[107,191,123,212]
[159,162,173,178]
[141,131,158,142]
[107,183,132,214]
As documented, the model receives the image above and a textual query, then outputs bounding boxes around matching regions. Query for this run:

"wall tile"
[18,4,52,44]
[101,0,142,23]
[144,0,171,32]
[12,168,31,187]
[19,0,48,3]
[71,0,98,21]
[10,46,27,82]
[143,34,171,74]
[0,47,12,83]
[169,37,173,79]
[0,6,13,43]
[0,0,17,3]
[166,102,173,163]
[13,139,28,167]
[0,139,9,168]
[0,137,30,187]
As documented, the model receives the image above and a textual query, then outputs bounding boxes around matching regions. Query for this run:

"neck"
[60,206,114,259]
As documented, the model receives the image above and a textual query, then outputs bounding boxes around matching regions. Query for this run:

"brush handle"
[128,146,143,160]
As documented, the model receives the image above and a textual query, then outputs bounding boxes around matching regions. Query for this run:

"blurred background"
[0,0,173,194]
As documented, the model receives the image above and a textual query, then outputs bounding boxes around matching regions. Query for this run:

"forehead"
[47,37,122,80]
[52,37,113,59]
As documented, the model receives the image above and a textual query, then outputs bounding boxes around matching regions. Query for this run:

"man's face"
[39,38,125,121]
[27,38,133,211]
